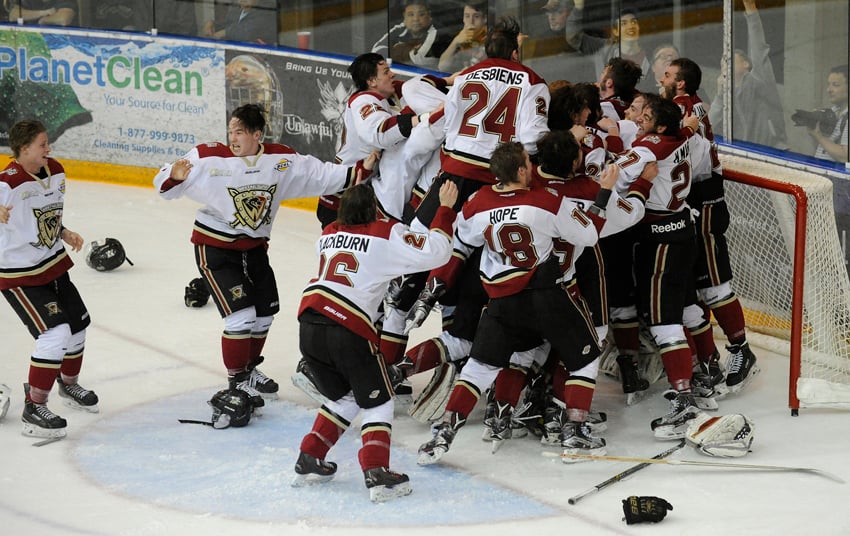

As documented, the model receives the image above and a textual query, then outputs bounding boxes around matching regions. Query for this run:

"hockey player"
[612,93,714,439]
[292,181,457,502]
[1,120,100,439]
[662,57,759,395]
[417,140,618,465]
[384,17,550,366]
[317,52,437,227]
[154,104,375,407]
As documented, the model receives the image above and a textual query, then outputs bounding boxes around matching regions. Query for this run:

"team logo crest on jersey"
[30,203,63,248]
[228,184,277,230]
[229,285,245,300]
[44,302,60,315]
[273,158,292,172]
[644,135,662,144]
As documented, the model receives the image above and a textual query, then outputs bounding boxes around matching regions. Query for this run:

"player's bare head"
[548,85,585,130]
[348,53,386,92]
[490,141,527,185]
[9,120,47,159]
[338,183,378,225]
[537,130,579,177]
[642,93,682,135]
[486,17,521,60]
[603,57,642,98]
[669,57,702,95]
[573,82,603,124]
[231,104,266,134]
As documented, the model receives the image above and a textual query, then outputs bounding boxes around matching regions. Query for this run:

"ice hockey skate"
[486,401,527,453]
[291,452,337,487]
[364,467,412,503]
[418,412,464,465]
[247,356,279,400]
[693,350,729,399]
[228,371,265,413]
[21,385,67,439]
[0,383,10,420]
[290,357,330,406]
[560,420,606,462]
[651,389,702,440]
[725,342,760,394]
[541,403,608,446]
[56,376,100,413]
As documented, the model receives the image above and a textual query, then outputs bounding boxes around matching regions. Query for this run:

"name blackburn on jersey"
[320,234,371,253]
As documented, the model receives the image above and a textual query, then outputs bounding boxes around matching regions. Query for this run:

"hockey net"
[721,152,850,411]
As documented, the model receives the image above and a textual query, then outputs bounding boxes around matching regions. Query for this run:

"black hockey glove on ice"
[622,496,673,524]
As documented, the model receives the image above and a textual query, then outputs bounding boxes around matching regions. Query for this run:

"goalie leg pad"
[686,413,755,457]
[409,363,456,423]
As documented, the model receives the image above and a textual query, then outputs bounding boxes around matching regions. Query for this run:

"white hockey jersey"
[0,159,73,290]
[441,58,550,183]
[299,206,456,343]
[613,131,713,216]
[154,142,357,249]
[328,83,421,220]
[435,184,605,298]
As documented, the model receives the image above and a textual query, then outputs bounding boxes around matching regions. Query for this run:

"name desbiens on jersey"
[464,67,527,85]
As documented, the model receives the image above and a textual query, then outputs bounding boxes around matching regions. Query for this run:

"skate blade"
[540,435,561,447]
[727,365,761,395]
[290,473,335,487]
[694,395,719,411]
[625,390,649,406]
[417,448,445,466]
[394,394,413,407]
[32,436,64,447]
[369,482,413,503]
[652,427,687,440]
[258,391,279,401]
[290,372,330,406]
[60,398,100,413]
[22,423,66,439]
[490,438,505,453]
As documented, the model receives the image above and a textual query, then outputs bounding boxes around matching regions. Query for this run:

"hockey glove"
[403,277,446,335]
[622,496,673,524]
[185,277,210,308]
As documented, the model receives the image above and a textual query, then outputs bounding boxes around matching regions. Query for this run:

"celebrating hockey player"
[154,104,376,408]
[1,120,100,440]
[292,181,457,502]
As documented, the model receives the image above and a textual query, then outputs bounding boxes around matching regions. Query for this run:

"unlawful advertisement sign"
[0,29,224,167]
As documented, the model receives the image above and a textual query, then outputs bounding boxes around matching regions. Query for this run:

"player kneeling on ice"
[291,181,457,503]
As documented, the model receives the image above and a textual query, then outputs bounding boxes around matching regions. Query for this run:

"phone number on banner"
[118,128,196,144]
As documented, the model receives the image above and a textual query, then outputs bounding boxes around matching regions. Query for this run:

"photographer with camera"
[793,64,848,163]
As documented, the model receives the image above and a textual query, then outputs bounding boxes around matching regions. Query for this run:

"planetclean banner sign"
[0,29,224,167]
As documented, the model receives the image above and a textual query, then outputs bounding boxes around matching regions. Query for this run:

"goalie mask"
[208,389,254,429]
[85,238,134,271]
[686,413,755,458]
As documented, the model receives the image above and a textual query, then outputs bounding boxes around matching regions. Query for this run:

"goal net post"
[721,152,850,411]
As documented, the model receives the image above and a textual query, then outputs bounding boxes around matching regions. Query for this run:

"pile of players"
[286,15,761,499]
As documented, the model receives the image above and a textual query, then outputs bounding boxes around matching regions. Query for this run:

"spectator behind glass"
[708,0,787,149]
[542,0,571,33]
[6,0,76,26]
[201,0,277,45]
[565,0,649,82]
[438,1,488,73]
[371,1,452,68]
[803,64,849,163]
[155,0,199,37]
[642,43,679,93]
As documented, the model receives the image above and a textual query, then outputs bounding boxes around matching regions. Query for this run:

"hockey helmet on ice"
[85,238,134,271]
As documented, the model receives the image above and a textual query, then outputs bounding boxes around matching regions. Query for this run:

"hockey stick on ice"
[567,439,686,505]
[543,449,845,484]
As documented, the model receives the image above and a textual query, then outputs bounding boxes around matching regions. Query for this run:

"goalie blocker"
[686,413,755,458]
